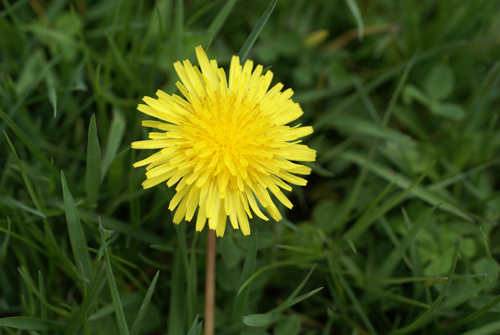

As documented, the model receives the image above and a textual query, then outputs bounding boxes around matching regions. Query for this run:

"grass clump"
[1,0,500,334]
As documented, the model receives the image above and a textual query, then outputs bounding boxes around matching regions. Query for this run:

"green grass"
[1,0,500,334]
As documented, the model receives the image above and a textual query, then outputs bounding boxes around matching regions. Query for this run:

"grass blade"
[269,287,323,314]
[130,271,160,335]
[340,151,473,221]
[377,205,438,278]
[87,293,142,322]
[63,264,106,335]
[459,320,500,335]
[329,116,409,141]
[78,209,167,245]
[382,52,417,126]
[242,313,279,328]
[86,114,101,205]
[232,229,257,321]
[282,264,317,305]
[99,218,130,335]
[17,268,68,316]
[168,243,186,334]
[389,240,460,334]
[437,293,500,333]
[174,0,183,61]
[61,171,93,280]
[344,159,433,240]
[344,0,363,40]
[207,0,238,43]
[45,73,57,118]
[313,40,467,130]
[0,317,66,331]
[238,0,278,63]
[0,196,45,219]
[0,117,58,182]
[94,63,135,107]
[38,271,47,320]
[173,224,196,324]
[328,254,378,335]
[61,173,93,272]
[237,256,320,296]
[439,279,493,311]
[0,0,30,17]
[361,286,430,309]
[0,217,11,262]
[101,107,126,183]
[187,315,203,335]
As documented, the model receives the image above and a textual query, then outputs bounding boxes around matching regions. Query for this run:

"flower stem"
[204,229,216,335]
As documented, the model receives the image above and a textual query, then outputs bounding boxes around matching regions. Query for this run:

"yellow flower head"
[132,46,316,237]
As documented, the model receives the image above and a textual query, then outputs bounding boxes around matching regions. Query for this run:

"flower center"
[183,92,275,180]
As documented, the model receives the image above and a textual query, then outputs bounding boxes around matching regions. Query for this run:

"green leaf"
[86,114,101,205]
[101,107,126,183]
[242,314,279,328]
[130,271,160,335]
[238,0,279,63]
[429,102,465,120]
[0,317,66,330]
[99,218,130,335]
[424,64,454,100]
[402,84,431,106]
[274,315,301,335]
[219,234,241,268]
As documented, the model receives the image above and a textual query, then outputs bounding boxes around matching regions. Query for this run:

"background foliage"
[1,0,500,334]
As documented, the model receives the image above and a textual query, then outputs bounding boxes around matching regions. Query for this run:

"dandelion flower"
[132,46,316,237]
